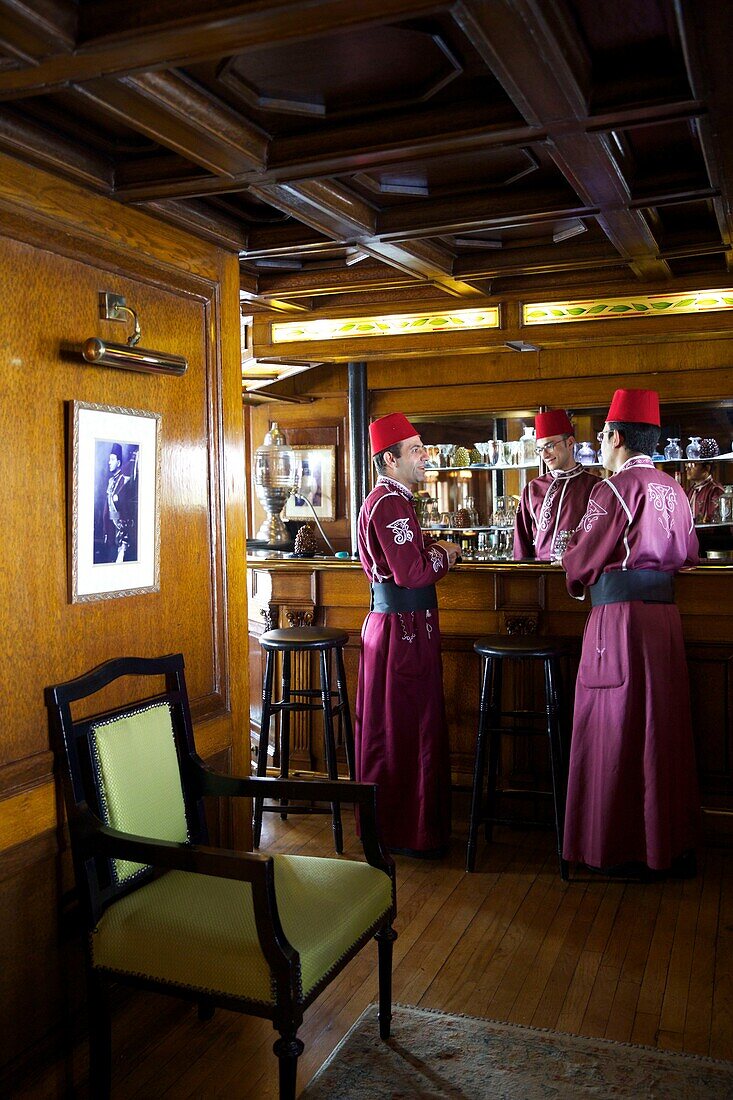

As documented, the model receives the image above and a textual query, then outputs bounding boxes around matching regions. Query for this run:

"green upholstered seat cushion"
[91,855,392,1004]
[89,702,189,883]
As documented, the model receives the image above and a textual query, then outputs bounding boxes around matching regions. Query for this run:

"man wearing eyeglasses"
[561,388,700,879]
[513,409,598,560]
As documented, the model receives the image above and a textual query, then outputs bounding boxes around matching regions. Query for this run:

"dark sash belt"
[589,569,674,607]
[370,580,438,613]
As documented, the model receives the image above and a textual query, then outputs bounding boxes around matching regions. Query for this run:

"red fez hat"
[606,388,660,426]
[369,412,418,454]
[535,409,573,439]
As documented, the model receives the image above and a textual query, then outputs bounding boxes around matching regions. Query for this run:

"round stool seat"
[260,626,349,651]
[474,634,564,660]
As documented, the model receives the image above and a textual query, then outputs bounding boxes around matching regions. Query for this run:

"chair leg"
[280,651,292,820]
[544,656,568,880]
[320,648,344,853]
[273,1030,304,1100]
[376,925,397,1039]
[254,650,275,848]
[87,968,111,1100]
[335,644,356,780]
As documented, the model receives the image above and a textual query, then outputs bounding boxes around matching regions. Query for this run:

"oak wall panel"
[0,153,249,1084]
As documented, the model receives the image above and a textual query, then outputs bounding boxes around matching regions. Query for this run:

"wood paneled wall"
[0,154,249,1083]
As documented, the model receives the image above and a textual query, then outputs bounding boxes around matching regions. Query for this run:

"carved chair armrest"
[194,767,394,880]
[84,820,272,883]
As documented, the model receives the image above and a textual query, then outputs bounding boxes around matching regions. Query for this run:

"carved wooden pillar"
[280,605,315,770]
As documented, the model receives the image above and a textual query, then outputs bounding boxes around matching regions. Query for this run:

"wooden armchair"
[45,653,396,1100]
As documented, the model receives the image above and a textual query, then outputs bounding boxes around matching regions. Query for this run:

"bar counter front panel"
[247,557,733,841]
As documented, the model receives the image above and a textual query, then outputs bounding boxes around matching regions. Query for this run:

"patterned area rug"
[301,1004,733,1099]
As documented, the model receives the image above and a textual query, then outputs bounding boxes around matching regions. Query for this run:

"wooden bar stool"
[254,626,355,853]
[466,634,569,879]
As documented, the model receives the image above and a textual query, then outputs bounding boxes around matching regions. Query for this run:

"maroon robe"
[687,475,724,524]
[355,475,452,852]
[562,456,700,870]
[514,464,598,560]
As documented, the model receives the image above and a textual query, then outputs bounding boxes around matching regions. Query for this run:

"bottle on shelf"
[686,436,702,460]
[664,438,683,460]
[519,423,536,464]
[575,441,596,465]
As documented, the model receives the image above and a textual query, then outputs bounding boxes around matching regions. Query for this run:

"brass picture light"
[81,292,188,376]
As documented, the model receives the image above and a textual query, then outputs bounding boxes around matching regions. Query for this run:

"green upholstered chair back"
[90,700,189,884]
[45,654,204,922]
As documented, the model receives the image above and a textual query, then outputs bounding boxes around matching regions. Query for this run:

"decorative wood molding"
[284,608,314,627]
[503,612,539,636]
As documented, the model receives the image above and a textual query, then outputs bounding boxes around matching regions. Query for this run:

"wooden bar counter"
[247,556,733,841]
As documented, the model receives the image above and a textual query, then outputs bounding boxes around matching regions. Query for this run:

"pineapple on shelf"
[293,522,319,557]
[452,445,470,468]
[469,446,482,466]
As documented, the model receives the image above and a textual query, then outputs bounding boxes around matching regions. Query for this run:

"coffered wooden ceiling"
[1,0,732,317]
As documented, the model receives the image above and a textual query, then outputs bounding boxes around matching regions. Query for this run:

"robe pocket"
[578,606,628,688]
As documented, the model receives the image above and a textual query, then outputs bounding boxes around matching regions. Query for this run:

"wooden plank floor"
[24,804,733,1097]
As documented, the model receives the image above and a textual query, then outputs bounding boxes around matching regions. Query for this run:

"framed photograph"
[68,401,161,602]
[284,445,336,522]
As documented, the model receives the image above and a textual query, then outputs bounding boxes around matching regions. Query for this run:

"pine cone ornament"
[293,523,318,556]
[452,445,471,467]
[700,438,720,459]
[469,446,482,465]
[454,508,472,528]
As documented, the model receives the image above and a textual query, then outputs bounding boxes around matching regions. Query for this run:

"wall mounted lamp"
[81,292,188,376]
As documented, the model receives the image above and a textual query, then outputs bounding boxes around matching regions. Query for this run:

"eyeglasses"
[596,430,615,443]
[534,438,566,456]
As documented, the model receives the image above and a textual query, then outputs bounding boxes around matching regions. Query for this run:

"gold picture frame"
[67,401,161,602]
[284,445,336,522]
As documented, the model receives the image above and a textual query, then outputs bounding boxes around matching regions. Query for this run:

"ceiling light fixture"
[552,220,587,243]
[505,340,540,352]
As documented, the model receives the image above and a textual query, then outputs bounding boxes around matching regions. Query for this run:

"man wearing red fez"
[561,388,700,877]
[355,412,461,856]
[513,409,597,561]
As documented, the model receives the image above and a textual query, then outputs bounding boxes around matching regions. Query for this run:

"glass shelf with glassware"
[406,402,733,558]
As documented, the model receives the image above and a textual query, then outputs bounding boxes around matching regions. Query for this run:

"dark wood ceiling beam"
[255,261,418,298]
[249,178,485,296]
[628,183,717,209]
[675,0,733,271]
[239,289,312,314]
[454,238,621,279]
[143,197,249,250]
[106,98,709,206]
[0,1,76,61]
[0,0,446,98]
[585,99,705,135]
[0,106,112,189]
[242,237,351,261]
[248,179,377,239]
[376,188,593,239]
[75,72,266,177]
[362,238,483,297]
[268,105,541,177]
[454,0,672,281]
